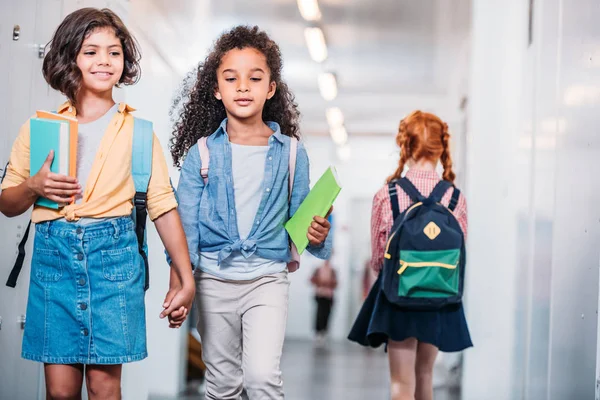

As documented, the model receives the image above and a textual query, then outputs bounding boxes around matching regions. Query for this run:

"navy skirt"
[348,274,473,352]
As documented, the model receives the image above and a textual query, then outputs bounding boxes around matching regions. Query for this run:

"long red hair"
[387,110,455,183]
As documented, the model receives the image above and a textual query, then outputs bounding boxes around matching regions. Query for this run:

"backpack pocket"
[397,249,460,298]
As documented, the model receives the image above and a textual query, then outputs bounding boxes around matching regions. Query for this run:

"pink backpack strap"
[197,137,209,184]
[288,137,301,272]
[288,137,298,201]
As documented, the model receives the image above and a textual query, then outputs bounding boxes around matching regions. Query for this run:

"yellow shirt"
[1,102,178,223]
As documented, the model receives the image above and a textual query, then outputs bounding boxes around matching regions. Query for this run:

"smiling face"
[76,27,124,97]
[214,47,276,121]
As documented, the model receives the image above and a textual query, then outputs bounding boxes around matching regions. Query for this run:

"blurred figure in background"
[362,258,377,300]
[310,259,338,346]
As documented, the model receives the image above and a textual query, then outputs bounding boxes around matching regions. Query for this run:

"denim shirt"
[174,119,332,272]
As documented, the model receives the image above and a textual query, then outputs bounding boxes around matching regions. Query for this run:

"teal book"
[30,118,70,209]
[285,166,342,254]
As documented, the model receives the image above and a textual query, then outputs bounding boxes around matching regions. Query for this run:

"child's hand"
[160,268,195,328]
[28,150,81,205]
[307,206,333,246]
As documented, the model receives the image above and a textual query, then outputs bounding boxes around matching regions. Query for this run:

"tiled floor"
[168,339,461,400]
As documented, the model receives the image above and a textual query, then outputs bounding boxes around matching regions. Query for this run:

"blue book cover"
[30,118,70,209]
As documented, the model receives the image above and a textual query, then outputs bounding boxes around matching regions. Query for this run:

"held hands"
[160,266,195,328]
[28,150,81,205]
[307,206,333,246]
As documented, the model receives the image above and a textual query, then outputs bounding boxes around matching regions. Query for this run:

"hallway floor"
[172,339,461,400]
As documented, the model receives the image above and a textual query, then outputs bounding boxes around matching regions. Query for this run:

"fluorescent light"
[318,72,337,101]
[330,125,348,145]
[337,144,351,161]
[304,27,327,63]
[297,0,322,21]
[326,107,344,128]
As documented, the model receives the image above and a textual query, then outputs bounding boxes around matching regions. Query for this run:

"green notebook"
[285,166,342,254]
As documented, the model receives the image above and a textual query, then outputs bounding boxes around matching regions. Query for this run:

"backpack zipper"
[398,260,458,275]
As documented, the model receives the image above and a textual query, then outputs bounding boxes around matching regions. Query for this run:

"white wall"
[464,0,600,399]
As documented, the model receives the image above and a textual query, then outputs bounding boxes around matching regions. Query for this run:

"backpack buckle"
[134,192,147,210]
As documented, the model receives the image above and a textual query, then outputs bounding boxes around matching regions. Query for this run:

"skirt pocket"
[34,248,63,283]
[101,247,135,282]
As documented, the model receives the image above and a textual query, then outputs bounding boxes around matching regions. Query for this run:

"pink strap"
[288,138,297,201]
[198,137,209,184]
[288,137,301,272]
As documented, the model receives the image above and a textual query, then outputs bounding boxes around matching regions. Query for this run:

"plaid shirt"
[370,169,468,272]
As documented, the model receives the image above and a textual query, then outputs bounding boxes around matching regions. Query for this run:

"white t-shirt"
[197,142,287,280]
[75,103,120,204]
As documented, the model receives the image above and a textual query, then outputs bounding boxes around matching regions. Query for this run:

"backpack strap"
[449,187,461,212]
[6,220,32,288]
[288,138,301,271]
[397,177,426,203]
[132,117,153,291]
[288,138,297,201]
[0,161,8,184]
[198,137,209,184]
[429,180,453,203]
[387,180,401,221]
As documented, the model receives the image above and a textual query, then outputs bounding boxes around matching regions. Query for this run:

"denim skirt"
[22,217,147,364]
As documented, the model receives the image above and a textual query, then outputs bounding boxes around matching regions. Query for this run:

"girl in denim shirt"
[170,26,333,399]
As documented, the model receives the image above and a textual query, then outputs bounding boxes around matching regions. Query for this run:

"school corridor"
[1,0,600,399]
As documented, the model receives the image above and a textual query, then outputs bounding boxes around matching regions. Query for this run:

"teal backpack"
[6,117,154,291]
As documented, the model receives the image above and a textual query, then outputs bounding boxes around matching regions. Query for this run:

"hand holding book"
[27,150,81,207]
[285,166,341,254]
[307,206,333,246]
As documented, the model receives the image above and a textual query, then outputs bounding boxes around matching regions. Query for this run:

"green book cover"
[285,166,342,254]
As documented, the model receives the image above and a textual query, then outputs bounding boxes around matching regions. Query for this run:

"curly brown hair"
[42,8,141,106]
[170,25,301,168]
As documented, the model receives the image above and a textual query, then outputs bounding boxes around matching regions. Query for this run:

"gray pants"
[195,271,289,400]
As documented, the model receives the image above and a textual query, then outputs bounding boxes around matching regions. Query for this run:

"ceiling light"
[304,27,327,63]
[297,0,322,21]
[330,125,348,145]
[326,107,344,128]
[318,72,337,101]
[337,144,351,161]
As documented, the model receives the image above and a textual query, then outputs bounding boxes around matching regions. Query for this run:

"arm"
[154,209,195,325]
[159,145,204,327]
[310,268,319,286]
[370,189,392,272]
[145,135,199,326]
[289,143,332,259]
[331,269,338,289]
[454,194,468,241]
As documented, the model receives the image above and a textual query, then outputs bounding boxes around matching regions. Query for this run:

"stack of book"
[30,111,78,209]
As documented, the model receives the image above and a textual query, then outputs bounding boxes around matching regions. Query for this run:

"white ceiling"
[130,0,471,137]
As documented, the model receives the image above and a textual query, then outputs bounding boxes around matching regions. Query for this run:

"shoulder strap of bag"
[387,180,401,221]
[397,177,425,203]
[288,137,301,271]
[198,137,209,184]
[132,117,153,291]
[449,187,461,211]
[429,180,453,203]
[6,221,32,288]
[289,138,297,201]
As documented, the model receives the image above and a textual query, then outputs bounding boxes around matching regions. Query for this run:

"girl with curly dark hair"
[170,25,333,399]
[0,8,195,399]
